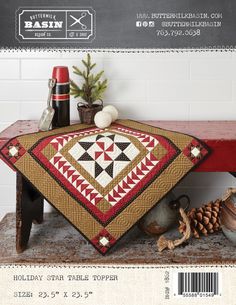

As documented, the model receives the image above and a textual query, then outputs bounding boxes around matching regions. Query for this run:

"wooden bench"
[1,120,236,253]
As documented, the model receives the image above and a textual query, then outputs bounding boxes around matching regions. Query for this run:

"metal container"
[51,66,70,128]
[220,192,236,245]
[77,102,103,124]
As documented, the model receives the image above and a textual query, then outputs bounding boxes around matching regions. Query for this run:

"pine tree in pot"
[70,54,108,124]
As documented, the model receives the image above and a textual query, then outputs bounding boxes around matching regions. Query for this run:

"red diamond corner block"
[91,229,117,254]
[183,139,209,165]
[1,138,26,164]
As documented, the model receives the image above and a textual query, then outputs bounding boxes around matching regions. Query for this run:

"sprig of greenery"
[70,54,108,108]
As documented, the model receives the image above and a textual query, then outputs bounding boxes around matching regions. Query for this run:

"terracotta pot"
[77,102,103,124]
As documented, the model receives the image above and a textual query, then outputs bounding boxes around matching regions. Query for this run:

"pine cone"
[178,199,222,238]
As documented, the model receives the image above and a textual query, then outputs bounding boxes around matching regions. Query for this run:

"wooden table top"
[1,120,236,172]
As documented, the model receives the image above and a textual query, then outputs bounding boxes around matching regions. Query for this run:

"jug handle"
[175,194,190,211]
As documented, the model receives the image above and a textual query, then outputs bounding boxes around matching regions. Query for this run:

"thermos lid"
[52,66,69,83]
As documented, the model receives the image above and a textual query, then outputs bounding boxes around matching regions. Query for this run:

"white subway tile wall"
[0,50,235,220]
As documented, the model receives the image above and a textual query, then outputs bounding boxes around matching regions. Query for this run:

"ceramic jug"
[139,192,190,236]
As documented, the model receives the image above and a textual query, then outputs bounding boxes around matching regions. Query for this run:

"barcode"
[177,272,219,297]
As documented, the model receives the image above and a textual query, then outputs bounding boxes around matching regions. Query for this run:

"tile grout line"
[19,58,22,80]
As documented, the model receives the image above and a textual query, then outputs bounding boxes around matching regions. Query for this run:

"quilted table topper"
[0,120,210,254]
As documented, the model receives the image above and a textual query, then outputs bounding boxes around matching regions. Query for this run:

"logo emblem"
[16,8,95,42]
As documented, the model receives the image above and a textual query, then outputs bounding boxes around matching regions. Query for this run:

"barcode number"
[177,272,220,297]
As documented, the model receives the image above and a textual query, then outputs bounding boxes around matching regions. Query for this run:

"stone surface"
[0,213,236,264]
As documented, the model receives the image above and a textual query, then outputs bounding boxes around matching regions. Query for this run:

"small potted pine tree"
[70,54,108,124]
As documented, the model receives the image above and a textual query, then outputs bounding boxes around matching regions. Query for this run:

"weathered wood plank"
[1,213,235,264]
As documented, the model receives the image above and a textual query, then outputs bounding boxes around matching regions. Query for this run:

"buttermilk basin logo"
[16,8,95,42]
